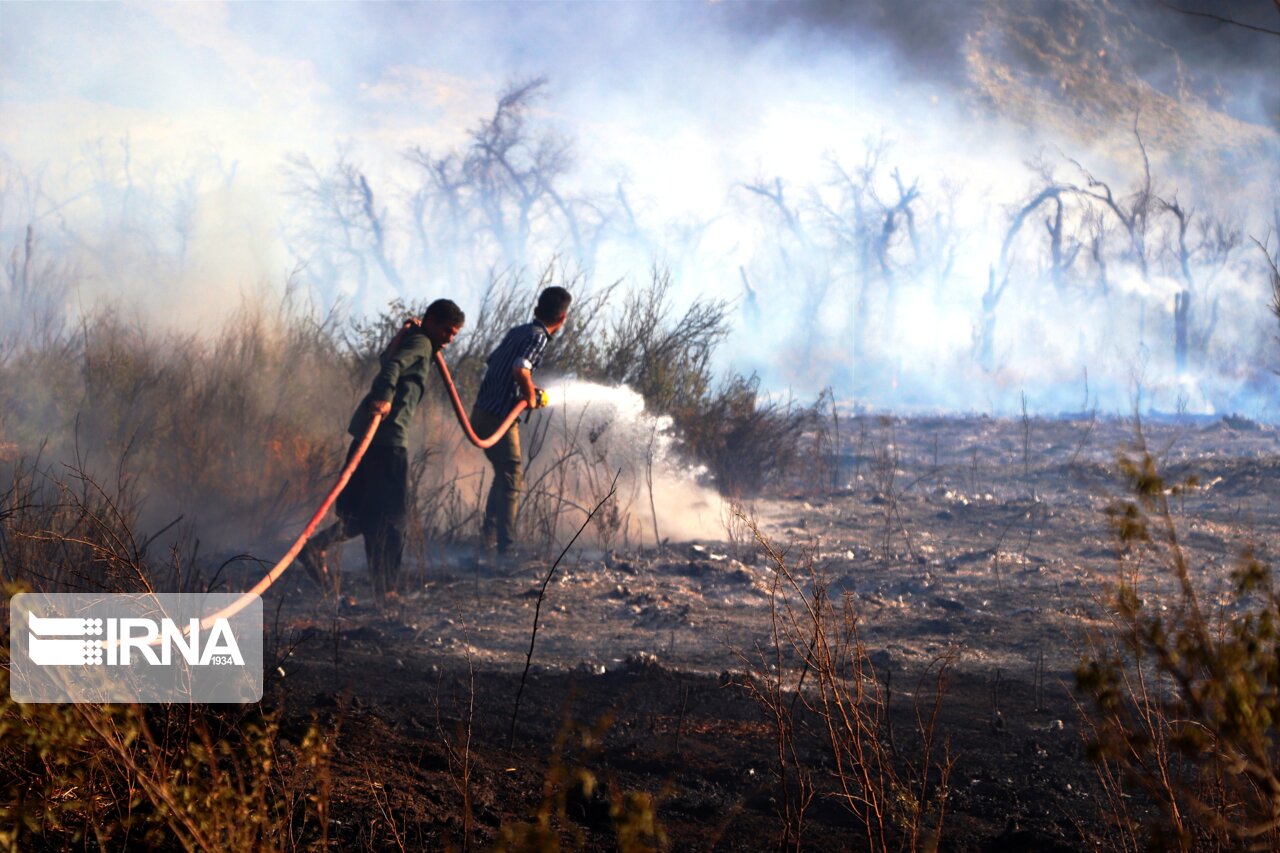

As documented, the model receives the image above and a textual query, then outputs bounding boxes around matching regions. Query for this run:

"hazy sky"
[1,2,887,219]
[2,0,936,330]
[2,2,1277,416]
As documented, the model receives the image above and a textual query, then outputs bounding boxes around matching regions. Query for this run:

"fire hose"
[431,350,537,449]
[193,349,537,629]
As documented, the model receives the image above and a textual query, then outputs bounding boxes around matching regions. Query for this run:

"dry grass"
[0,261,835,850]
[2,264,823,576]
[0,457,334,851]
[734,515,956,851]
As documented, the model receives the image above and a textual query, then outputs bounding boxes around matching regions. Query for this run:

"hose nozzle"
[534,388,550,409]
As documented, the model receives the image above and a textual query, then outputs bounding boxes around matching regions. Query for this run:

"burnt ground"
[247,412,1280,851]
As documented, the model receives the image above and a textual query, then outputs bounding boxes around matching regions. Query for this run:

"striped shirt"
[474,320,550,416]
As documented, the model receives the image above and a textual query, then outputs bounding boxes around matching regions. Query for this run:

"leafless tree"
[871,166,922,335]
[1160,197,1240,371]
[973,158,1082,371]
[1261,237,1280,324]
[816,143,883,369]
[405,78,614,276]
[1,208,70,352]
[922,179,964,297]
[1071,122,1160,282]
[282,148,404,307]
[283,80,618,307]
[1083,206,1113,296]
[974,264,1009,373]
[742,174,832,362]
[1063,121,1243,375]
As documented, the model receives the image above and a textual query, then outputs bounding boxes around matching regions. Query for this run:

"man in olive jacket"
[301,298,465,601]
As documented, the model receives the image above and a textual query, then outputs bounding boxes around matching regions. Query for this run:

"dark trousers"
[472,406,522,553]
[312,441,408,597]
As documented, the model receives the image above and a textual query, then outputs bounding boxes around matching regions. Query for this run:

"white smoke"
[2,2,1277,417]
[539,378,725,544]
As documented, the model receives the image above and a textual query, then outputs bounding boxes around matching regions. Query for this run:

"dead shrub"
[1,286,355,553]
[0,648,334,852]
[0,261,822,581]
[673,373,816,498]
[1076,421,1280,851]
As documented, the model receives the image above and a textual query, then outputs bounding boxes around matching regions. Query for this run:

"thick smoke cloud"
[2,1,1278,419]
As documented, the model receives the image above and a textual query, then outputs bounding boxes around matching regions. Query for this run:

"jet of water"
[536,378,721,542]
[543,380,646,422]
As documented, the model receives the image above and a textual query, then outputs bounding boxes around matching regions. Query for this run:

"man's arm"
[380,317,421,365]
[369,333,428,415]
[513,365,537,408]
[508,325,550,409]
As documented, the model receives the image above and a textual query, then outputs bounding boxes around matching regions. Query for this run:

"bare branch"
[1158,1,1280,36]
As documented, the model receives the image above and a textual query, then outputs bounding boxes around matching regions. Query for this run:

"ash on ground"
[259,413,1278,850]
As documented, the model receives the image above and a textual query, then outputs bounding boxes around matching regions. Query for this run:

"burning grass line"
[508,468,620,753]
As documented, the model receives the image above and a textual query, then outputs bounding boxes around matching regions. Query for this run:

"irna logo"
[9,592,264,704]
[26,612,245,667]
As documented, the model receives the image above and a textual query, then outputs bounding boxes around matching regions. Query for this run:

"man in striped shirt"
[472,286,572,557]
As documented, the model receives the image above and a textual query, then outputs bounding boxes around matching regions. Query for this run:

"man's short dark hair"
[424,299,465,327]
[535,287,572,324]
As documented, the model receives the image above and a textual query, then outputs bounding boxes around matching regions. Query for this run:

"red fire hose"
[194,409,384,628]
[432,349,530,449]
[195,349,530,627]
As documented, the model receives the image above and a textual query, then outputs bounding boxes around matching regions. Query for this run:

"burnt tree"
[742,175,830,354]
[282,150,404,306]
[818,149,879,369]
[976,264,1011,374]
[286,80,618,307]
[872,167,921,338]
[976,174,1081,372]
[1161,196,1239,372]
[405,79,612,276]
[1071,125,1159,283]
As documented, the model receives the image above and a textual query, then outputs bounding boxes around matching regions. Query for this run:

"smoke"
[2,0,1278,421]
[538,379,727,545]
[1124,0,1280,129]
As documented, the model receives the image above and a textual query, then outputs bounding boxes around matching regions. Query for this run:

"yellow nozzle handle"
[534,388,549,409]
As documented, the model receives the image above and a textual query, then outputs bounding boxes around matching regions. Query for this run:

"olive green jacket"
[347,329,436,447]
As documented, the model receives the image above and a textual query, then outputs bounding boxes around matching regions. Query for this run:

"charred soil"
[256,412,1278,851]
